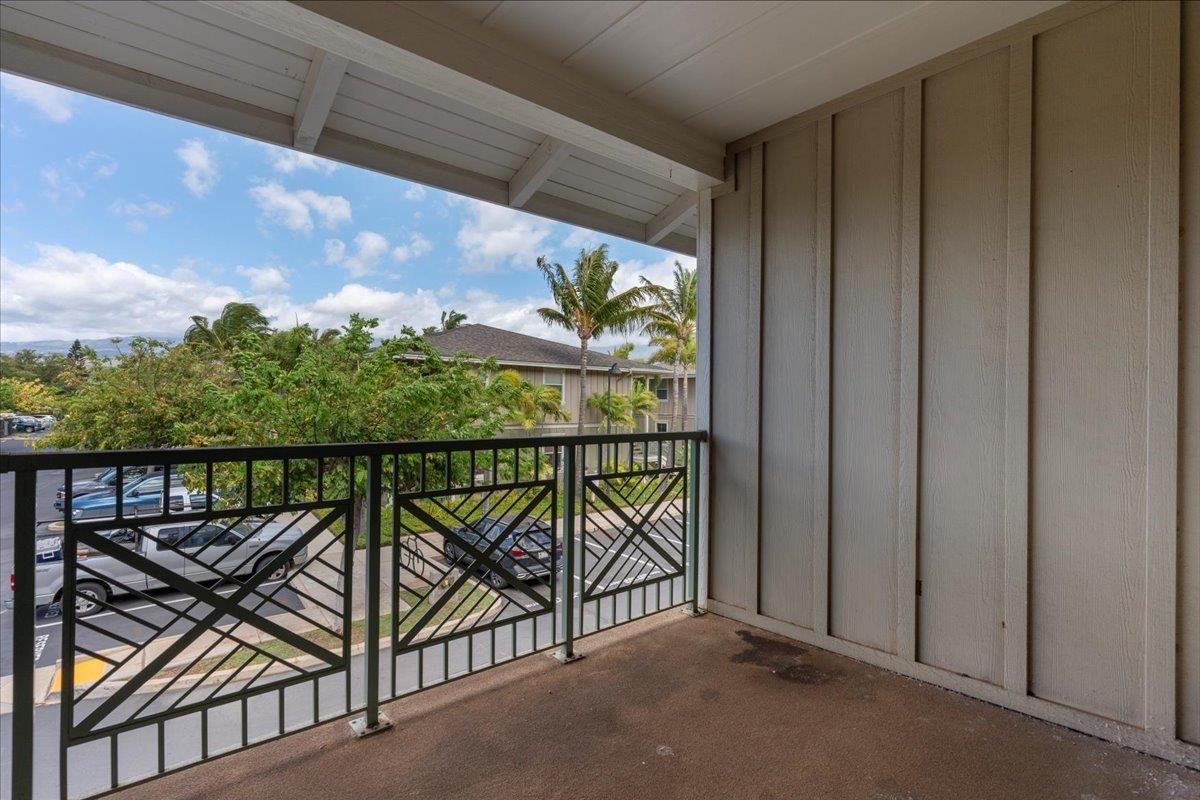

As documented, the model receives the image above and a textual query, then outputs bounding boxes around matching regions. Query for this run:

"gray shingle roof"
[419,324,669,374]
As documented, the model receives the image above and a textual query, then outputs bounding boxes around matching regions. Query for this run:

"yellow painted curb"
[50,657,108,693]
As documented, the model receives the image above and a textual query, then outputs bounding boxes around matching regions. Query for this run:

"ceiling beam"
[293,48,348,151]
[204,0,725,190]
[645,190,698,246]
[0,29,694,257]
[509,136,572,208]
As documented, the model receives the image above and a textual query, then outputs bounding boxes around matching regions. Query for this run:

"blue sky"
[0,72,691,349]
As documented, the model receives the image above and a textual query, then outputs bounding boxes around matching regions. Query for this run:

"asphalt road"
[0,437,303,678]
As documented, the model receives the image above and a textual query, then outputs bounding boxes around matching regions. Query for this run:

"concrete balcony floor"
[114,612,1199,800]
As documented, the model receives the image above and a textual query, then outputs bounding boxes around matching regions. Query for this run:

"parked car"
[55,465,163,510]
[443,516,560,588]
[18,506,307,617]
[10,416,42,433]
[69,472,206,520]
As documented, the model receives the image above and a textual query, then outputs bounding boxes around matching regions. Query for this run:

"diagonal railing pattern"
[0,431,705,800]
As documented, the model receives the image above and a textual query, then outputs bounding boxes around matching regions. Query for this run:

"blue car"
[70,472,207,520]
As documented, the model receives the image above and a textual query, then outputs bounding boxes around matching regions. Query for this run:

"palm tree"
[440,309,468,331]
[184,302,271,353]
[497,370,570,430]
[536,245,655,434]
[642,262,697,431]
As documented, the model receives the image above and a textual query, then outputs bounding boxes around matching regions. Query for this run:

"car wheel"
[74,582,108,617]
[485,570,507,590]
[443,542,459,562]
[255,555,289,582]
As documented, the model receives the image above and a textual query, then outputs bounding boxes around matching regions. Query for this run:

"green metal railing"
[1,431,705,800]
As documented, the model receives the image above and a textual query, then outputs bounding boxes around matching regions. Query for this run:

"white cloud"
[391,232,432,263]
[323,239,346,265]
[561,227,602,251]
[403,184,427,201]
[324,230,388,276]
[262,144,337,175]
[1,74,76,122]
[236,265,290,292]
[0,245,242,340]
[454,198,552,273]
[110,199,173,233]
[612,253,696,294]
[40,167,83,202]
[1,200,25,213]
[69,151,118,179]
[177,139,218,197]
[249,181,351,234]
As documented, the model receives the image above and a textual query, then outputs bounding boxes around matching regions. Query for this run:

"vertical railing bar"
[205,461,214,513]
[241,697,248,746]
[201,708,209,759]
[157,720,165,775]
[469,449,476,489]
[391,455,400,700]
[512,448,519,484]
[344,461,355,713]
[244,460,253,511]
[60,467,78,800]
[418,647,425,690]
[555,445,577,662]
[110,733,119,791]
[444,451,451,491]
[115,465,125,520]
[10,469,37,800]
[312,680,319,725]
[419,452,426,493]
[317,457,324,502]
[442,640,449,682]
[278,687,285,735]
[350,453,388,735]
[687,438,701,614]
[282,458,290,506]
[490,627,496,666]
[162,461,172,518]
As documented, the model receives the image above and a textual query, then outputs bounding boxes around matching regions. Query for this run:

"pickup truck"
[21,497,307,617]
[54,465,162,510]
[69,472,206,520]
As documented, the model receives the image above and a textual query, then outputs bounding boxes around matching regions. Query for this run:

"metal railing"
[0,431,705,800]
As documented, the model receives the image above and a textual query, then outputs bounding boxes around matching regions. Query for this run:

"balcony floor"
[114,612,1198,800]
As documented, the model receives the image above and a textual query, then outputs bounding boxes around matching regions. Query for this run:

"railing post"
[555,445,582,663]
[350,454,393,737]
[683,438,705,617]
[11,469,36,800]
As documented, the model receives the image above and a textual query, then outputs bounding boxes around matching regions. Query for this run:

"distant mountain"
[0,338,165,358]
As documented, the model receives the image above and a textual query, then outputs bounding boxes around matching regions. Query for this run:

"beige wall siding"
[1181,0,1200,748]
[917,48,1010,686]
[1029,2,1151,726]
[828,90,905,654]
[705,0,1196,765]
[759,125,819,628]
[709,148,760,612]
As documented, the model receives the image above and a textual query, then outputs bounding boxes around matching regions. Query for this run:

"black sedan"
[443,517,560,589]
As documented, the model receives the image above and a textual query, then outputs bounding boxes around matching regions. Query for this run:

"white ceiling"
[440,0,1063,142]
[0,1,1063,256]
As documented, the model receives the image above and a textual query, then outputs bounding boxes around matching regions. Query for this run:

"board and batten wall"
[702,0,1199,766]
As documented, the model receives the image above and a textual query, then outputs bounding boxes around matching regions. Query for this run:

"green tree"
[184,301,272,354]
[610,342,635,361]
[440,309,468,331]
[496,370,570,430]
[536,245,655,433]
[642,261,697,431]
[0,377,60,414]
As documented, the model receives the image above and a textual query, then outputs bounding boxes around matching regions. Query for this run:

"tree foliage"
[642,261,697,430]
[536,245,655,433]
[0,377,61,414]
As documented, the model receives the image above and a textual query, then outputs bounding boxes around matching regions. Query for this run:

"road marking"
[34,633,48,662]
[51,656,107,691]
[33,579,287,629]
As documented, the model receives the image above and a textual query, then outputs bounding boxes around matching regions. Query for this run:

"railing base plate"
[552,649,585,664]
[680,606,707,618]
[349,712,394,738]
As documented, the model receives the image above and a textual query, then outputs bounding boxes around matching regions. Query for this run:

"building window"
[655,422,668,432]
[542,369,563,399]
[656,385,669,400]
